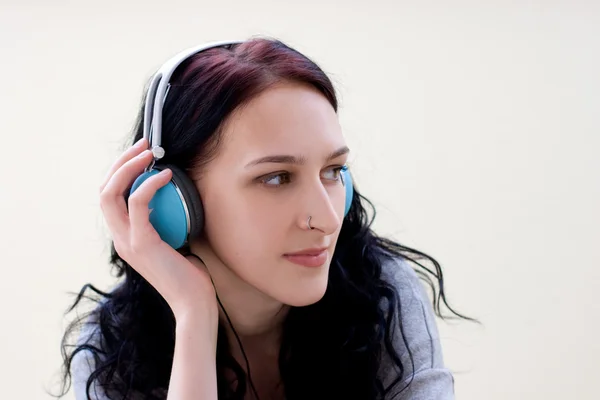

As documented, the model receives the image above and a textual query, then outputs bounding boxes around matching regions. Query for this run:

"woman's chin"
[279,284,328,307]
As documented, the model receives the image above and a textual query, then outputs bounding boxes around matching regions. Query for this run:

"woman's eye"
[261,172,292,186]
[259,165,347,187]
[322,165,346,181]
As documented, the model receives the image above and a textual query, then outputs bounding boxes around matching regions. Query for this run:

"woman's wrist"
[167,303,220,399]
[175,303,220,347]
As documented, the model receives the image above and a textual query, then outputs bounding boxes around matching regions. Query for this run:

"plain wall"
[1,0,598,398]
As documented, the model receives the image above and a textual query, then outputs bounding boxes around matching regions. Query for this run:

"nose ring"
[307,216,314,230]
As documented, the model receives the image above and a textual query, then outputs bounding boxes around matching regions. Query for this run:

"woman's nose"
[298,181,342,234]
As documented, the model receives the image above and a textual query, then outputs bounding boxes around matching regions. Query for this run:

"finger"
[129,168,173,239]
[100,149,154,235]
[99,137,148,193]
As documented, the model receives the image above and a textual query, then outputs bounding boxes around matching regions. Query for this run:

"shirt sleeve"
[378,256,456,400]
[71,316,111,400]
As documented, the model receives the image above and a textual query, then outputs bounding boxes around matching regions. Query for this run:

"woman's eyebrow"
[245,146,350,168]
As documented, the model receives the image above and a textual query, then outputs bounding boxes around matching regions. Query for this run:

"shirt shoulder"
[70,312,112,400]
[377,255,456,400]
[70,307,162,400]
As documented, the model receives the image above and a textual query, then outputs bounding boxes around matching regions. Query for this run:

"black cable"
[185,252,262,400]
[215,291,262,400]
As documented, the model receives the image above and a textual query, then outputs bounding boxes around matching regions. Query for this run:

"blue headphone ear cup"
[342,167,353,217]
[129,164,204,249]
[158,164,205,237]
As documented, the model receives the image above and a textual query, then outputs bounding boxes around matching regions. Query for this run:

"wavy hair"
[53,36,478,400]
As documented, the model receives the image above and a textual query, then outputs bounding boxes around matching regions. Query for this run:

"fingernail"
[137,149,150,158]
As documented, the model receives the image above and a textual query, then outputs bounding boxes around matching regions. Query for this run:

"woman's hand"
[98,137,218,328]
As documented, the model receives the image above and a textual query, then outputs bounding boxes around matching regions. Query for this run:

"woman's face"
[192,81,349,307]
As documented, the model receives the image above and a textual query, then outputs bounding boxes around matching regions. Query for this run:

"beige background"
[1,0,598,398]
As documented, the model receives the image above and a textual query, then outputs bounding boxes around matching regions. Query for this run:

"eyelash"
[259,165,347,188]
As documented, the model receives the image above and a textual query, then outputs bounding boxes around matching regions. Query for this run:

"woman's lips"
[283,249,328,267]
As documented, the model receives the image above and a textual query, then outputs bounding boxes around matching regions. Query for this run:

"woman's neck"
[189,239,290,346]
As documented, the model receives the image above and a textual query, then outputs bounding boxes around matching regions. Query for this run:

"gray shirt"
[71,256,455,399]
[377,256,455,399]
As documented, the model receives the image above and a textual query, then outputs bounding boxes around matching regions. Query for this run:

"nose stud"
[307,216,314,230]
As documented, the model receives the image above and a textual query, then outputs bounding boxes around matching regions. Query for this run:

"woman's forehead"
[218,83,344,161]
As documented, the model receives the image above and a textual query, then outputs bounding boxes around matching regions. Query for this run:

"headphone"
[129,40,354,250]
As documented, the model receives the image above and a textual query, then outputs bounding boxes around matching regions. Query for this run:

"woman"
[56,37,478,400]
